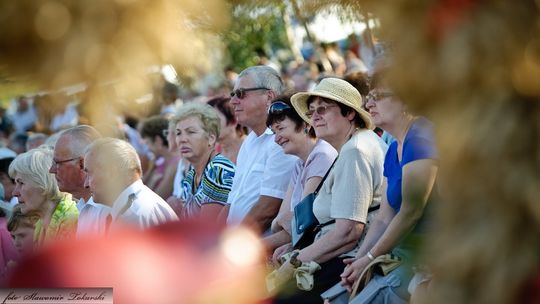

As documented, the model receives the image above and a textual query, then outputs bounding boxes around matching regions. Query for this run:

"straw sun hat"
[291,77,375,130]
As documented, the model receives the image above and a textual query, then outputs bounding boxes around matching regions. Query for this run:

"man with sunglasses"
[223,65,298,233]
[50,125,110,237]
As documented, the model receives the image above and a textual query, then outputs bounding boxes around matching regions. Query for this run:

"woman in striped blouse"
[172,103,235,221]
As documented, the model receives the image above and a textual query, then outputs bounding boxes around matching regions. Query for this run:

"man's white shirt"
[109,179,178,230]
[226,129,298,224]
[76,197,111,238]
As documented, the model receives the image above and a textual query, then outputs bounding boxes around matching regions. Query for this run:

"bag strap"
[368,205,380,213]
[314,157,338,196]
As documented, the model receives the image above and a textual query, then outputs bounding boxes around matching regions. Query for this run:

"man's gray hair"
[238,65,284,95]
[61,125,102,157]
[85,138,142,176]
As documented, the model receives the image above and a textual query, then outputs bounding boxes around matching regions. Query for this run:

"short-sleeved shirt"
[226,129,298,224]
[289,139,338,210]
[384,117,438,254]
[384,117,438,212]
[181,154,235,218]
[312,130,388,257]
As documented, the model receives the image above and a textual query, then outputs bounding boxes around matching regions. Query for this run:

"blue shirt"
[384,117,438,212]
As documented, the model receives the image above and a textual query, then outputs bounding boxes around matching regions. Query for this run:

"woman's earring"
[304,128,309,134]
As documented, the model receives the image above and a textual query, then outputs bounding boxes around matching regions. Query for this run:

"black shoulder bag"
[292,158,337,249]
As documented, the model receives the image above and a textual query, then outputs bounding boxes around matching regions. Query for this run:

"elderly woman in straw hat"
[9,146,79,248]
[271,78,387,303]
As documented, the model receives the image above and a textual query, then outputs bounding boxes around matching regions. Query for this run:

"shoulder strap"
[314,157,338,196]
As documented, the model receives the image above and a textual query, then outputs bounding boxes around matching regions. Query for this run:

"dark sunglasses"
[230,87,270,99]
[268,101,292,115]
[305,104,337,119]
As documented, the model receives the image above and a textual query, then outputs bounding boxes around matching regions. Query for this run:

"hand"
[340,256,371,292]
[273,260,296,287]
[272,243,293,266]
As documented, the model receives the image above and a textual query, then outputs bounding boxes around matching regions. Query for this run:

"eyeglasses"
[305,104,338,119]
[52,156,80,167]
[366,91,394,103]
[230,87,270,99]
[268,101,292,115]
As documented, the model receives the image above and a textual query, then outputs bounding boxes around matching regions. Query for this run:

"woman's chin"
[282,144,295,156]
[315,132,330,142]
[182,154,196,163]
[19,205,28,214]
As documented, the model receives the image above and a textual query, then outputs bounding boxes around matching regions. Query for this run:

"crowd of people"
[0,37,440,303]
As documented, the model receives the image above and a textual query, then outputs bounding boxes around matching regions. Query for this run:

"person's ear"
[208,133,217,147]
[266,90,277,107]
[346,110,356,122]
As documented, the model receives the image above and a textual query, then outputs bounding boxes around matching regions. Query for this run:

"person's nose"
[274,133,282,144]
[311,110,323,122]
[365,97,375,109]
[12,184,20,198]
[177,133,188,144]
[230,95,240,106]
[49,163,57,174]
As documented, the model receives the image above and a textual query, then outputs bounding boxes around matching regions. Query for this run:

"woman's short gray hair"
[238,65,283,95]
[8,146,62,201]
[170,102,221,139]
[85,138,142,176]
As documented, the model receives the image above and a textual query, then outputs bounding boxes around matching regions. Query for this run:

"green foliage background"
[222,5,290,71]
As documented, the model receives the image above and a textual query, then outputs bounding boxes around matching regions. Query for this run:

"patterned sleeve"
[201,156,235,205]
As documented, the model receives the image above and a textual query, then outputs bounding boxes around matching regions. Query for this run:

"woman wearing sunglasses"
[272,78,387,303]
[262,95,338,256]
[339,72,438,303]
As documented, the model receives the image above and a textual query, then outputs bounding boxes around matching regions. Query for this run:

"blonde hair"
[170,102,221,139]
[8,146,62,201]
